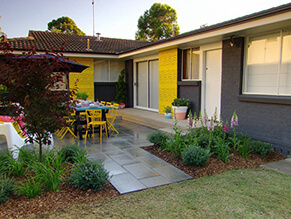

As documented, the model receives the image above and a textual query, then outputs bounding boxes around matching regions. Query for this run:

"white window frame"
[181,47,200,81]
[94,59,124,82]
[243,30,291,96]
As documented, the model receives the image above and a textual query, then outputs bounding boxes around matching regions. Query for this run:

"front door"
[205,49,222,118]
[136,60,159,110]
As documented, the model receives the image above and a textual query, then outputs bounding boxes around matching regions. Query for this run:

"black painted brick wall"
[178,81,201,115]
[125,59,133,107]
[221,38,291,155]
[94,82,116,102]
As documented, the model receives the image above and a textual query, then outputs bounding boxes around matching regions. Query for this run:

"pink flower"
[223,124,229,133]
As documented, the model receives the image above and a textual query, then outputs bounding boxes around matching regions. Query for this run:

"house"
[5,3,291,155]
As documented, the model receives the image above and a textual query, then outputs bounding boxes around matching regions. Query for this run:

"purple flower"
[231,110,238,128]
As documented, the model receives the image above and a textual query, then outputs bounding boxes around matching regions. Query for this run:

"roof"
[7,31,150,55]
[6,2,291,55]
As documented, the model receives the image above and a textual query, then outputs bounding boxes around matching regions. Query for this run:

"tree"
[115,69,127,104]
[48,16,85,35]
[135,3,180,41]
[0,38,76,162]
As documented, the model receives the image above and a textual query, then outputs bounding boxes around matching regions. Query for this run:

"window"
[94,59,124,82]
[244,30,291,95]
[181,48,200,80]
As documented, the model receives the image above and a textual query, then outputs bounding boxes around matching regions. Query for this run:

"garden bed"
[143,145,286,179]
[0,182,119,218]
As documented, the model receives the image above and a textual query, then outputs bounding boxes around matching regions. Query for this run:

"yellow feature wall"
[158,48,178,113]
[69,57,94,101]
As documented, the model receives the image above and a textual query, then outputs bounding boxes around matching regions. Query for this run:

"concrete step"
[117,108,189,131]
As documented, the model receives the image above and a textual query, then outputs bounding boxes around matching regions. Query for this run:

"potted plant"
[75,92,89,100]
[171,98,191,120]
[164,106,172,119]
[75,92,89,107]
[115,69,127,109]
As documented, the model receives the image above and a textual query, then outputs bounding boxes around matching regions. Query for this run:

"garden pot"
[164,112,172,119]
[172,106,188,120]
[119,103,126,109]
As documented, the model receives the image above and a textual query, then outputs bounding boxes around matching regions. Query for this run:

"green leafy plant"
[171,98,191,108]
[215,138,230,162]
[18,176,43,199]
[165,120,186,158]
[147,131,169,148]
[75,92,88,100]
[182,145,211,166]
[250,141,272,157]
[0,84,8,93]
[60,144,86,163]
[2,153,27,177]
[18,148,39,166]
[69,160,110,191]
[115,69,127,104]
[163,106,172,113]
[31,151,66,192]
[237,135,251,158]
[0,175,16,204]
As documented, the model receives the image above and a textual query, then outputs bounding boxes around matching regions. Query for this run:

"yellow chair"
[106,104,119,134]
[101,101,106,105]
[85,109,107,144]
[106,102,112,107]
[59,116,77,139]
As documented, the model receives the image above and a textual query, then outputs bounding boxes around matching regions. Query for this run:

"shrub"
[69,160,110,191]
[250,141,273,157]
[147,131,169,148]
[60,144,87,163]
[171,98,191,108]
[0,175,16,204]
[18,176,43,199]
[182,145,211,166]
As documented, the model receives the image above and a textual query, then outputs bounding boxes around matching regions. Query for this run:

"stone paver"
[110,154,140,166]
[0,120,193,194]
[140,176,170,188]
[110,172,146,194]
[153,165,192,183]
[123,163,160,179]
[262,158,291,175]
[104,161,127,176]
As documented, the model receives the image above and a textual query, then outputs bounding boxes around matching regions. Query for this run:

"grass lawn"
[45,168,291,218]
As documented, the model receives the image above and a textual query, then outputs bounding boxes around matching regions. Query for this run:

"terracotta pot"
[172,106,188,120]
[119,103,125,109]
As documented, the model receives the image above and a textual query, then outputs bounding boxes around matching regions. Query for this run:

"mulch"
[142,145,286,179]
[0,146,286,218]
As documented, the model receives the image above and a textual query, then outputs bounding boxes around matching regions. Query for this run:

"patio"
[54,119,192,194]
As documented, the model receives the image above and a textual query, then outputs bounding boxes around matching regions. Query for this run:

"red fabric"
[0,116,25,128]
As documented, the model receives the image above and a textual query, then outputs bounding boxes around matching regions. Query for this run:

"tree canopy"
[0,39,76,162]
[135,3,180,41]
[48,16,85,35]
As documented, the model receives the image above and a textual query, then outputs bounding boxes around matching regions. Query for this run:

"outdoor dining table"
[74,105,111,140]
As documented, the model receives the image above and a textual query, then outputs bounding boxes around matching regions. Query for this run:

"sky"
[0,0,290,40]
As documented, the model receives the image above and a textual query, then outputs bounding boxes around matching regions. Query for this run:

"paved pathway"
[54,120,192,194]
